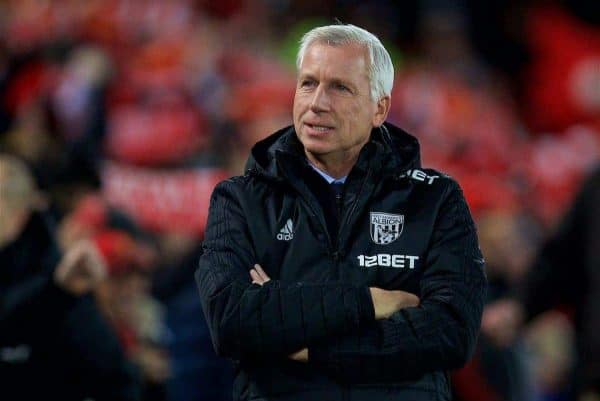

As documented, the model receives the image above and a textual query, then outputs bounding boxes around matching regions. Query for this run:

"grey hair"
[296,24,394,101]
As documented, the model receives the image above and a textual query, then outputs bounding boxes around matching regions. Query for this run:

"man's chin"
[302,142,333,157]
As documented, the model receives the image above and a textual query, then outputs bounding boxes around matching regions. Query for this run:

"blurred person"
[196,24,486,401]
[62,208,168,401]
[1,86,65,193]
[94,229,169,401]
[452,212,538,401]
[50,46,112,168]
[525,312,576,401]
[484,165,600,400]
[57,192,156,255]
[0,154,140,401]
[152,232,233,401]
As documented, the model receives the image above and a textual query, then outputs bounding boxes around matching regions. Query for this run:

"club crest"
[370,212,404,245]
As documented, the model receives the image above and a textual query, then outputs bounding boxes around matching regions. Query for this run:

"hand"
[133,344,171,383]
[289,348,308,362]
[250,264,271,285]
[249,266,309,362]
[369,287,420,320]
[54,240,107,295]
[481,298,524,347]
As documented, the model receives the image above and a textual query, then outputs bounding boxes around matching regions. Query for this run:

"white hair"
[296,24,394,101]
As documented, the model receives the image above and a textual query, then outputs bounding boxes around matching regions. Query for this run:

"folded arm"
[306,182,487,383]
[196,180,375,360]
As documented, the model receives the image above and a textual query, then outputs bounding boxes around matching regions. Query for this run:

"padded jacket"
[196,123,487,400]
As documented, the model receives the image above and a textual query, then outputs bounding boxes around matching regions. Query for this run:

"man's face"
[293,43,388,162]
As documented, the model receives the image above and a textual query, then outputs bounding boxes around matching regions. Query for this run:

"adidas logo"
[276,219,294,241]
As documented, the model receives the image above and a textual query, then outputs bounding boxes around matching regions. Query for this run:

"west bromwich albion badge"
[370,212,404,245]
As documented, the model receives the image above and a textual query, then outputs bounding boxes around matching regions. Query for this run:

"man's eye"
[300,80,315,88]
[334,83,350,92]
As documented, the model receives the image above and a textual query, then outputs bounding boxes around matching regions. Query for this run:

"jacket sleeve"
[196,180,375,360]
[308,181,487,383]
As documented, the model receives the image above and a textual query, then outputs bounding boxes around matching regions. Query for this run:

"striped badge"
[370,212,403,245]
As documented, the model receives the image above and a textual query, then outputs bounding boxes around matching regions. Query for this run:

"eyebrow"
[297,73,316,81]
[330,78,352,87]
[297,74,356,90]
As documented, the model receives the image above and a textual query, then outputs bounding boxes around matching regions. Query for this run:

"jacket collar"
[245,122,421,182]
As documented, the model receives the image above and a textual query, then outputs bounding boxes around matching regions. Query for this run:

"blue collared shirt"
[308,162,347,185]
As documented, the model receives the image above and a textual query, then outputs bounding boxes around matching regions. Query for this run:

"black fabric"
[329,182,345,243]
[302,167,344,244]
[0,212,140,401]
[196,122,486,401]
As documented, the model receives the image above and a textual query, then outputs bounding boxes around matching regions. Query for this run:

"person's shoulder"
[216,174,249,187]
[215,171,266,190]
[402,167,453,188]
[401,167,469,206]
[211,175,248,197]
[211,172,274,201]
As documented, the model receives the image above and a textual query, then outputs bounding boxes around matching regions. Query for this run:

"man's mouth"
[305,123,334,132]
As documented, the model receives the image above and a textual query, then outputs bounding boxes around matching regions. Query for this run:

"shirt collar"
[308,161,347,184]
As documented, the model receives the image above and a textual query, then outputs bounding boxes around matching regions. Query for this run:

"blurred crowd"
[1,1,599,401]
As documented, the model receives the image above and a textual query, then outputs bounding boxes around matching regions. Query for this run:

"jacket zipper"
[296,191,336,256]
[334,166,373,259]
[335,192,343,221]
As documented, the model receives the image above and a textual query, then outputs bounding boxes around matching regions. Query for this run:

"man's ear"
[372,96,391,127]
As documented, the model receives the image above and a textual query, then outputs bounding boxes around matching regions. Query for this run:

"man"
[484,165,600,400]
[0,154,139,401]
[196,24,486,400]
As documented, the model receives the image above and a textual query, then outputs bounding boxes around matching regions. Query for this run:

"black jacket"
[196,123,487,400]
[0,212,140,401]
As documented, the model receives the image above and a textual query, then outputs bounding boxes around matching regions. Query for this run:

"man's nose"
[309,85,330,113]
